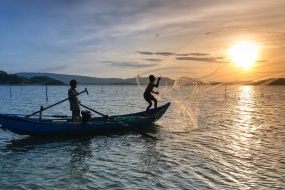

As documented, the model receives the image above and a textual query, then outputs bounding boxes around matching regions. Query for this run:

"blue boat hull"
[0,102,170,136]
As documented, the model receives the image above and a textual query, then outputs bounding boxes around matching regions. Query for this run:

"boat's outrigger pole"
[80,103,159,140]
[25,88,89,118]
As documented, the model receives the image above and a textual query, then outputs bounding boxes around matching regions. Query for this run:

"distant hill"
[111,82,136,85]
[0,70,30,84]
[0,70,65,85]
[252,78,285,85]
[16,72,175,85]
[30,76,66,85]
[267,78,285,85]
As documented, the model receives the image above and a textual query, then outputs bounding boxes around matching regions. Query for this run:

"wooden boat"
[0,102,170,137]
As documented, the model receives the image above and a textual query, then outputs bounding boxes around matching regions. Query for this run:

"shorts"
[144,92,153,103]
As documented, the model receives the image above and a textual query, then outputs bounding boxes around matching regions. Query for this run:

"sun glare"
[228,41,259,70]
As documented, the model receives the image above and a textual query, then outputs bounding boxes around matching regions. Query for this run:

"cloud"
[137,51,173,56]
[1,0,284,79]
[176,53,210,56]
[176,57,220,62]
[138,51,210,57]
[155,52,174,56]
[102,61,156,68]
[145,59,162,62]
[137,51,154,55]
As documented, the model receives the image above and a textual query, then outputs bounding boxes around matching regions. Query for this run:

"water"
[0,85,284,189]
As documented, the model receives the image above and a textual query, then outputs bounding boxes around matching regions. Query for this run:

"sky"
[0,0,285,81]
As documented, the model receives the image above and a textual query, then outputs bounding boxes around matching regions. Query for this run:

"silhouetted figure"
[68,79,80,122]
[144,75,161,115]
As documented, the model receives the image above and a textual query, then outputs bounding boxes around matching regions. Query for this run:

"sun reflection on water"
[236,86,256,128]
[223,86,261,187]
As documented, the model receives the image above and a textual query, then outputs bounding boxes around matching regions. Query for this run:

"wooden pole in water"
[10,83,12,97]
[39,106,44,120]
[45,74,48,102]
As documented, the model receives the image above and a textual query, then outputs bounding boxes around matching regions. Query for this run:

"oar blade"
[114,119,159,140]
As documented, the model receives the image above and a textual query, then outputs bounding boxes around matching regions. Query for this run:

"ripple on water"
[0,85,285,189]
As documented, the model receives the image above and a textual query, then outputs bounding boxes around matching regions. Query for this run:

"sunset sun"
[228,41,260,70]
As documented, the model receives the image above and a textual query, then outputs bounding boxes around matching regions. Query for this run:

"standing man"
[68,79,80,122]
[143,75,161,115]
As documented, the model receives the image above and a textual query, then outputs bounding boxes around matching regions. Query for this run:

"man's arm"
[154,77,161,87]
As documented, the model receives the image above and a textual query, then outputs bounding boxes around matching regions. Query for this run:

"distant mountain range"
[1,71,284,86]
[16,72,175,85]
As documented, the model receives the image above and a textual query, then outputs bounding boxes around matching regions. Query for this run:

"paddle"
[80,103,159,140]
[25,88,89,118]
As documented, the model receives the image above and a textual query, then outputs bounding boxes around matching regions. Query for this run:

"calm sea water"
[0,85,284,190]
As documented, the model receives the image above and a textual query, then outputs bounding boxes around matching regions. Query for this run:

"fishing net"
[136,27,285,131]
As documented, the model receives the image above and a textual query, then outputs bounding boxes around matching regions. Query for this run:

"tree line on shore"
[0,70,65,85]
